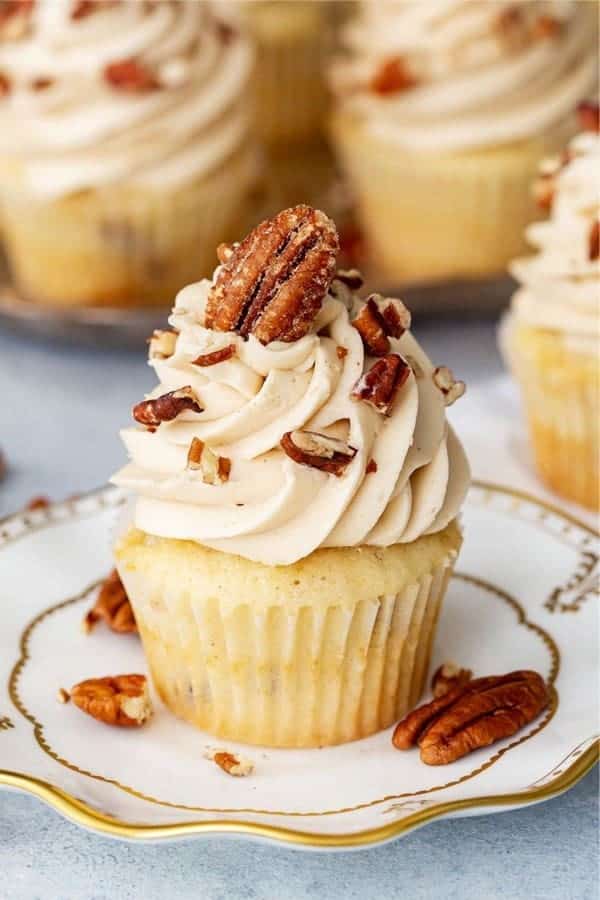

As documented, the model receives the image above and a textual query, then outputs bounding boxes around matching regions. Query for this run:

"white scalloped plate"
[0,481,598,849]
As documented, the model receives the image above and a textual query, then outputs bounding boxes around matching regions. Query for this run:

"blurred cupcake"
[330,1,599,285]
[112,204,470,748]
[0,0,256,308]
[500,102,599,511]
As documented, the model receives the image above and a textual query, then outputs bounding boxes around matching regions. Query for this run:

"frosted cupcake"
[112,204,470,748]
[330,0,598,285]
[501,103,599,511]
[0,0,256,308]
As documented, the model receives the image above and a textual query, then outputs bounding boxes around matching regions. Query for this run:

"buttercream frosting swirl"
[0,0,253,197]
[112,275,470,565]
[331,0,598,152]
[509,126,600,351]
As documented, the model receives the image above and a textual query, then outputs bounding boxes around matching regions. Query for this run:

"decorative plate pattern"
[0,482,598,849]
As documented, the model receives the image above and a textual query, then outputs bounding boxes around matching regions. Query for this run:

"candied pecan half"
[186,437,231,484]
[191,344,236,367]
[281,429,357,476]
[588,220,599,262]
[433,366,466,406]
[431,662,473,699]
[133,386,203,429]
[370,57,418,95]
[205,205,339,344]
[70,674,152,727]
[104,58,160,92]
[351,354,411,415]
[83,569,137,634]
[577,100,600,133]
[393,670,549,765]
[352,294,411,356]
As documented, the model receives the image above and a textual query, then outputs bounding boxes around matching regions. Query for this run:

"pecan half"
[433,366,466,406]
[370,57,418,95]
[148,329,177,360]
[209,750,254,777]
[186,437,231,484]
[83,569,137,634]
[588,220,599,262]
[351,354,411,415]
[578,100,600,134]
[70,674,152,727]
[352,295,411,356]
[104,58,160,93]
[281,429,357,476]
[133,386,203,429]
[431,662,473,699]
[205,205,339,344]
[392,670,549,765]
[191,344,236,367]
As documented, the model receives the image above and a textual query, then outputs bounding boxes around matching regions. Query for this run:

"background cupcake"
[330,0,599,286]
[500,103,599,511]
[112,205,470,748]
[0,0,256,308]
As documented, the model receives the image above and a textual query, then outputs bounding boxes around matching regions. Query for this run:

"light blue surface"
[1,322,598,900]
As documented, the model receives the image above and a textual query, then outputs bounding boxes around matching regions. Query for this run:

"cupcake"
[330,1,599,285]
[0,1,256,308]
[112,204,470,748]
[500,102,600,511]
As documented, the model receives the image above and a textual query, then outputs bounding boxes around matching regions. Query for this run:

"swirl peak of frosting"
[330,1,599,152]
[112,207,470,565]
[0,0,253,196]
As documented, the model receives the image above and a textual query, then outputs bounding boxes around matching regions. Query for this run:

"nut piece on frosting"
[148,329,178,361]
[352,294,411,356]
[187,437,231,485]
[133,386,203,429]
[205,205,339,344]
[351,354,411,415]
[69,674,152,728]
[433,366,466,407]
[281,430,357,476]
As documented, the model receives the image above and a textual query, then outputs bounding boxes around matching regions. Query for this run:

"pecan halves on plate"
[205,205,339,344]
[393,670,549,765]
[84,569,137,634]
[70,674,152,727]
[132,386,203,429]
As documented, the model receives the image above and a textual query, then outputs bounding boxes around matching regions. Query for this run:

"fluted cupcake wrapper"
[0,142,259,308]
[116,551,454,748]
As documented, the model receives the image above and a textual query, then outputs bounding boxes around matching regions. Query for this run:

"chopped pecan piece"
[393,670,549,765]
[133,386,203,429]
[351,354,411,415]
[70,674,152,727]
[104,58,160,93]
[588,220,599,262]
[205,205,339,344]
[352,295,411,356]
[71,0,116,19]
[207,749,254,777]
[281,429,357,476]
[336,346,348,360]
[335,268,364,290]
[31,76,53,91]
[57,687,70,704]
[370,57,418,95]
[0,73,11,96]
[0,0,33,38]
[83,569,137,634]
[578,100,600,134]
[187,437,231,484]
[532,14,561,39]
[431,662,473,699]
[148,329,177,360]
[216,241,235,264]
[366,458,378,475]
[433,366,466,406]
[191,344,236,367]
[26,495,50,510]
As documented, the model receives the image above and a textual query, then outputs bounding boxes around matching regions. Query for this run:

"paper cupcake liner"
[331,113,570,285]
[0,143,259,309]
[501,316,599,511]
[116,530,459,748]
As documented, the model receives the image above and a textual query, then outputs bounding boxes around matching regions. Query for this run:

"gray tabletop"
[1,320,597,900]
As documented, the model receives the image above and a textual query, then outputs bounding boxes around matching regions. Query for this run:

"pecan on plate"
[578,100,600,134]
[133,386,203,429]
[431,662,473,699]
[83,569,137,634]
[281,429,357,476]
[588,220,599,262]
[392,670,549,765]
[186,437,231,484]
[70,674,152,727]
[433,366,466,406]
[104,58,160,93]
[208,750,254,777]
[205,205,339,344]
[352,294,411,356]
[351,354,411,415]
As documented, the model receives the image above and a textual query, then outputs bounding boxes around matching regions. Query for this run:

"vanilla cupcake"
[501,103,600,511]
[112,205,470,748]
[0,1,256,308]
[330,0,598,285]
